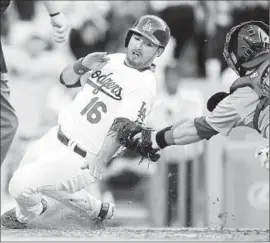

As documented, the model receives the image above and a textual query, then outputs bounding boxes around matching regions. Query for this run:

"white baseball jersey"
[58,53,156,154]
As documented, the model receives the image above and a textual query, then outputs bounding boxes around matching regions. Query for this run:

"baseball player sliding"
[1,15,171,229]
[132,21,269,170]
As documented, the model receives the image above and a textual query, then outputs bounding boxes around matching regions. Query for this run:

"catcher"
[129,20,269,170]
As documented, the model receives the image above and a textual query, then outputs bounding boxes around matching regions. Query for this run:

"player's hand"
[50,13,70,43]
[255,145,269,170]
[82,52,110,71]
[80,158,106,180]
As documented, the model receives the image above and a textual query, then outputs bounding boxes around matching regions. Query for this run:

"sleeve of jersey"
[205,95,241,136]
[194,116,219,140]
[116,89,153,124]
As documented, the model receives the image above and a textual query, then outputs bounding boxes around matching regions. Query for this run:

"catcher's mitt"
[114,118,160,163]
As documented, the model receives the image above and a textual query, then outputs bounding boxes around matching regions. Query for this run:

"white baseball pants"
[8,126,102,223]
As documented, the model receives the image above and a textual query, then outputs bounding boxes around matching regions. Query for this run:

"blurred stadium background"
[1,0,269,239]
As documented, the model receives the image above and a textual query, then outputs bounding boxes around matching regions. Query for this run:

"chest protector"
[230,59,269,132]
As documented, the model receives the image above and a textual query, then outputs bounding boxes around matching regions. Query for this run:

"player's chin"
[128,58,142,69]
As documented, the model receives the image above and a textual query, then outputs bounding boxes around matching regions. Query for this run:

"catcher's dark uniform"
[195,58,269,140]
[195,20,269,141]
[1,0,19,164]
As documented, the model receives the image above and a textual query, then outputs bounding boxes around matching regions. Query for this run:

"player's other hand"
[255,145,269,170]
[81,158,106,180]
[50,13,70,43]
[82,52,110,71]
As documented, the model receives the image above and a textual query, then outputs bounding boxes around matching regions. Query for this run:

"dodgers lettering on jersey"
[58,53,156,154]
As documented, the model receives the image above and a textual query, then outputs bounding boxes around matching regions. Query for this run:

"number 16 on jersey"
[80,97,107,124]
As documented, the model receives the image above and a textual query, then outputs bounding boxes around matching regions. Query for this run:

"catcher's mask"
[124,15,171,51]
[223,20,269,76]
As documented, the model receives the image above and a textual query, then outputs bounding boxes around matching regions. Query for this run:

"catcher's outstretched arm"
[155,116,219,149]
[156,89,241,148]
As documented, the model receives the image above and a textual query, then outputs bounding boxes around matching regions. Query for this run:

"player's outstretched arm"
[60,52,110,88]
[80,118,137,179]
[80,129,122,180]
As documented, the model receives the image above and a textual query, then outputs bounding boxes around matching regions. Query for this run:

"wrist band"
[156,126,172,149]
[50,12,60,17]
[73,58,91,76]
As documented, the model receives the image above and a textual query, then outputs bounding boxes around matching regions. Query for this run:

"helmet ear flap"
[124,31,133,48]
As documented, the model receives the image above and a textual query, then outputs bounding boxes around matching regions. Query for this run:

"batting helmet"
[223,20,269,76]
[124,15,171,49]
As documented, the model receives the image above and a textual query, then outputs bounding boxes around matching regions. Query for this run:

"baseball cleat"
[1,208,27,229]
[1,198,48,229]
[97,202,116,221]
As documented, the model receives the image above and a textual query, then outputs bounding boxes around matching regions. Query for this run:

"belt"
[57,128,87,158]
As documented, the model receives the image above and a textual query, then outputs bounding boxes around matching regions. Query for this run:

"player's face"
[126,33,163,70]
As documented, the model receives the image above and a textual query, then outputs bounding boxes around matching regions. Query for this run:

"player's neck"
[124,58,152,72]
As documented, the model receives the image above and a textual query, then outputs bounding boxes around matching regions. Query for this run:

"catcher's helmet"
[124,15,171,49]
[223,20,269,76]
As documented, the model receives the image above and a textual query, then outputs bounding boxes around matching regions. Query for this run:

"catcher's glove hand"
[133,128,160,163]
[116,120,160,163]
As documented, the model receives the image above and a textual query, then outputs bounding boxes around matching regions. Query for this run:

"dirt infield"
[1,226,269,241]
[1,199,269,241]
[2,224,269,241]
